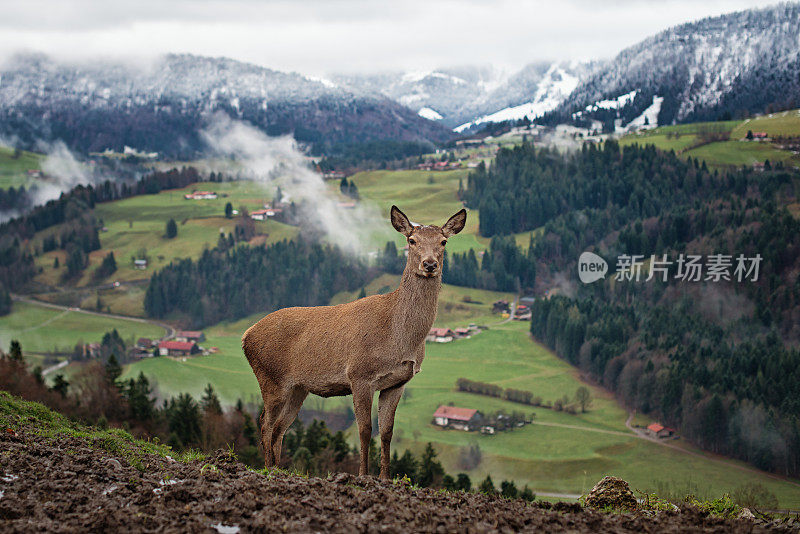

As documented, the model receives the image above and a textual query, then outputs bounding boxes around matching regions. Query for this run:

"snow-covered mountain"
[542,3,800,129]
[332,61,593,130]
[0,53,451,157]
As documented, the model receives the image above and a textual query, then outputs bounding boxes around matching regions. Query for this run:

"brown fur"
[242,205,466,478]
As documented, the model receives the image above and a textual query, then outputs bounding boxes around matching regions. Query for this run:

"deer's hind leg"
[259,380,289,468]
[270,386,307,466]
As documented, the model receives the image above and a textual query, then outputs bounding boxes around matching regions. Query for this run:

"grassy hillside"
[33,180,298,290]
[619,110,800,169]
[0,300,165,367]
[0,145,43,189]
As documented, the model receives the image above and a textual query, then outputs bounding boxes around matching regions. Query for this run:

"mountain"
[332,61,593,130]
[541,3,800,130]
[0,53,452,158]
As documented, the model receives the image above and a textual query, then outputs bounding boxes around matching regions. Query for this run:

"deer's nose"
[423,259,438,272]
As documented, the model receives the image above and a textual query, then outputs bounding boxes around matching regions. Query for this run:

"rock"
[105,458,123,471]
[737,507,755,520]
[584,476,638,510]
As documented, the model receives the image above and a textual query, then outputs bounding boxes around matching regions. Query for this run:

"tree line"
[144,237,370,328]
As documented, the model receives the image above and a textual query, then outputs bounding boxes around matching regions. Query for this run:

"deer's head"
[391,205,467,278]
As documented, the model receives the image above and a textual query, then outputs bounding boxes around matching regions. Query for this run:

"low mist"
[200,114,383,254]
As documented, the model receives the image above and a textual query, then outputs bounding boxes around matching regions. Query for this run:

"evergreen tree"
[165,218,178,239]
[224,202,233,219]
[478,475,496,494]
[455,473,472,492]
[167,393,202,448]
[500,480,518,499]
[126,372,155,421]
[8,340,22,362]
[201,383,223,415]
[104,354,122,386]
[418,442,445,487]
[51,374,69,398]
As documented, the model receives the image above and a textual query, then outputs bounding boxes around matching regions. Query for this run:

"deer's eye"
[408,238,416,245]
[441,240,447,246]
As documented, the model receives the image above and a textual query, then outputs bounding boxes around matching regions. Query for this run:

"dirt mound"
[584,475,638,510]
[0,426,792,533]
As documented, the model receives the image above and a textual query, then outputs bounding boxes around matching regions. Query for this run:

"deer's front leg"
[378,384,405,480]
[352,384,373,476]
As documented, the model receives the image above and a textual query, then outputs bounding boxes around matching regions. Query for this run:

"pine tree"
[500,480,518,499]
[9,340,23,362]
[479,475,496,494]
[104,354,122,386]
[455,473,472,492]
[418,442,445,487]
[224,202,233,219]
[201,383,223,415]
[165,218,178,239]
[51,374,69,398]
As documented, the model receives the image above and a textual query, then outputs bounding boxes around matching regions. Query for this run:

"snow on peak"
[453,63,579,132]
[418,107,443,120]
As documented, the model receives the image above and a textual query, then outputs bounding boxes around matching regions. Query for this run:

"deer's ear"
[442,209,467,237]
[390,205,413,236]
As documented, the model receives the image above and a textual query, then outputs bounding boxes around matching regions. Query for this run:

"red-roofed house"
[159,340,200,357]
[432,405,482,431]
[176,331,205,343]
[753,131,768,140]
[647,422,676,438]
[426,327,455,343]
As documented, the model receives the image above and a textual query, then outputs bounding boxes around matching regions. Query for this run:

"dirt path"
[11,294,175,341]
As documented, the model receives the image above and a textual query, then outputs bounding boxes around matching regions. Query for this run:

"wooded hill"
[456,141,800,476]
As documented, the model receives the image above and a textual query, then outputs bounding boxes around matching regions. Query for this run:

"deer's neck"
[393,265,441,345]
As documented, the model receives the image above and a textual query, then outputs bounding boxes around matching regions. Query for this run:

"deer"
[242,205,466,479]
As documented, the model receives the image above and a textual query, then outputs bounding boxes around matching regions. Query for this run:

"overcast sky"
[0,0,784,76]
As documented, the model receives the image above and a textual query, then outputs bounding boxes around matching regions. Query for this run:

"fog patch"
[200,114,381,254]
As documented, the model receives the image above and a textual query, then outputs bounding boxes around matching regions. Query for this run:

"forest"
[144,238,370,328]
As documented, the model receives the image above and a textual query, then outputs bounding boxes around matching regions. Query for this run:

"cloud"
[0,0,781,75]
[34,141,92,205]
[200,114,382,254]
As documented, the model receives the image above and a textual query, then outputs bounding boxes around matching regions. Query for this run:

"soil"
[1,426,797,533]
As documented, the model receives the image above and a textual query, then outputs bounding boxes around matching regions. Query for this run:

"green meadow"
[0,300,165,366]
[0,145,42,189]
[619,110,800,169]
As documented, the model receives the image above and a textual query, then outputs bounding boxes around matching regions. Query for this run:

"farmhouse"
[453,327,471,338]
[432,405,482,431]
[176,331,205,343]
[158,340,200,357]
[136,338,154,349]
[426,327,455,343]
[250,207,282,221]
[184,191,218,200]
[647,423,676,439]
[752,131,768,140]
[133,259,147,270]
